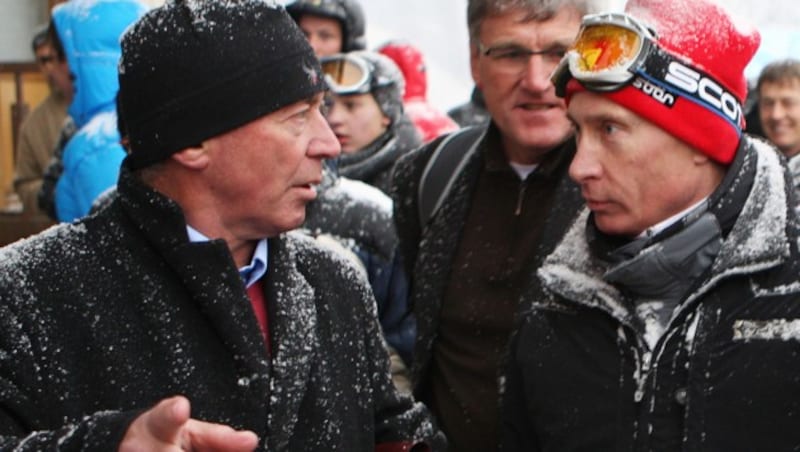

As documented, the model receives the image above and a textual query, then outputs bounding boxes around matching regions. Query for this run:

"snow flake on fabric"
[538,209,633,322]
[733,319,800,342]
[711,139,788,275]
[636,301,667,350]
[337,178,393,213]
[80,111,118,143]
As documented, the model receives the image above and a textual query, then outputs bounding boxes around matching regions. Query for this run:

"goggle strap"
[637,46,744,131]
[552,59,572,98]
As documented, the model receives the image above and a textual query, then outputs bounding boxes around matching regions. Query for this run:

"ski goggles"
[320,53,389,96]
[551,12,657,96]
[551,12,745,129]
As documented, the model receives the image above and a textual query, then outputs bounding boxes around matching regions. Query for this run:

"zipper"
[514,180,528,216]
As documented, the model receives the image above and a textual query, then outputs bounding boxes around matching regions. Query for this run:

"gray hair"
[756,59,800,93]
[467,0,601,43]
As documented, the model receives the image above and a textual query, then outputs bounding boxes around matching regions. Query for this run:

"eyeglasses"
[320,53,373,95]
[551,12,745,130]
[477,42,567,74]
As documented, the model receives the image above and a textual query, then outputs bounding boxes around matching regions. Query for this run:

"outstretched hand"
[119,395,259,451]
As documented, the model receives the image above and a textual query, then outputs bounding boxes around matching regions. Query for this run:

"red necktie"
[246,279,271,354]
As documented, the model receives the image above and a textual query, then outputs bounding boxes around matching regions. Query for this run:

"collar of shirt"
[186,225,268,288]
[508,161,539,180]
[637,197,709,239]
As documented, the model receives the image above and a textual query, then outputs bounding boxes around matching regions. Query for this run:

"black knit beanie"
[118,0,326,169]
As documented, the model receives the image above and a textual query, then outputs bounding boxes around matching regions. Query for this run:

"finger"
[183,419,259,451]
[145,395,192,444]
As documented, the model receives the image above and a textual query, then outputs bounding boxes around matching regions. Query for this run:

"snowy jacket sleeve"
[0,405,142,450]
[362,265,446,451]
[0,294,144,450]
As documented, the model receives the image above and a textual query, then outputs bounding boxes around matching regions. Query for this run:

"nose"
[568,133,602,184]
[520,54,555,93]
[325,101,343,125]
[772,103,787,120]
[761,101,786,123]
[309,109,341,159]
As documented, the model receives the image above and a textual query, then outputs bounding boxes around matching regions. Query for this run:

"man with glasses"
[502,0,800,450]
[10,26,72,217]
[390,1,597,450]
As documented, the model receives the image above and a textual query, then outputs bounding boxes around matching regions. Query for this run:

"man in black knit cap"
[0,1,444,450]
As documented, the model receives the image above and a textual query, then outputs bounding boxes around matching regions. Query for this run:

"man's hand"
[119,395,259,451]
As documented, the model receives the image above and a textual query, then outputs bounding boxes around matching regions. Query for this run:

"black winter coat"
[0,165,444,451]
[502,138,800,451]
[390,122,583,401]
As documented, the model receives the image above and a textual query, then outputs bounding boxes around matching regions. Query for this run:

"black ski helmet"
[286,0,366,52]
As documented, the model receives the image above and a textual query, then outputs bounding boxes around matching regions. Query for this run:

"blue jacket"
[54,0,147,222]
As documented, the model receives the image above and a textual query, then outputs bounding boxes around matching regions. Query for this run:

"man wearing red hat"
[502,0,800,450]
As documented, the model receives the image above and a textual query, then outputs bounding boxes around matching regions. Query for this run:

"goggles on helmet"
[552,12,746,131]
[320,53,394,96]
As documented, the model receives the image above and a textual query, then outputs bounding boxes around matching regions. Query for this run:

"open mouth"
[517,102,557,111]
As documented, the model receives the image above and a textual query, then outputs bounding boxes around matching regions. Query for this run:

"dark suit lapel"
[263,236,317,450]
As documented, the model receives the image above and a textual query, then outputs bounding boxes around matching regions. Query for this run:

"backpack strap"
[417,126,486,228]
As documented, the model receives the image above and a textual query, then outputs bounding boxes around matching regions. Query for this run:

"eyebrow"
[484,39,570,50]
[569,109,631,127]
[306,93,326,105]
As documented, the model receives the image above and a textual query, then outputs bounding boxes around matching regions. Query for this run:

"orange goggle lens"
[320,56,370,94]
[572,24,642,73]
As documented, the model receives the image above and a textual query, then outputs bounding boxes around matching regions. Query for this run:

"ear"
[469,41,482,88]
[381,114,391,128]
[170,144,210,170]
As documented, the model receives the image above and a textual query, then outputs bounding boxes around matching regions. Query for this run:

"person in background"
[501,1,800,450]
[52,0,148,222]
[287,0,416,389]
[286,0,366,57]
[390,0,594,449]
[743,80,765,139]
[287,0,417,390]
[36,115,76,221]
[302,162,415,392]
[378,40,459,143]
[756,59,800,210]
[324,50,421,194]
[10,26,72,217]
[0,2,445,450]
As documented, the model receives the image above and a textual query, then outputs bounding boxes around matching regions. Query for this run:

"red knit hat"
[565,0,760,164]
